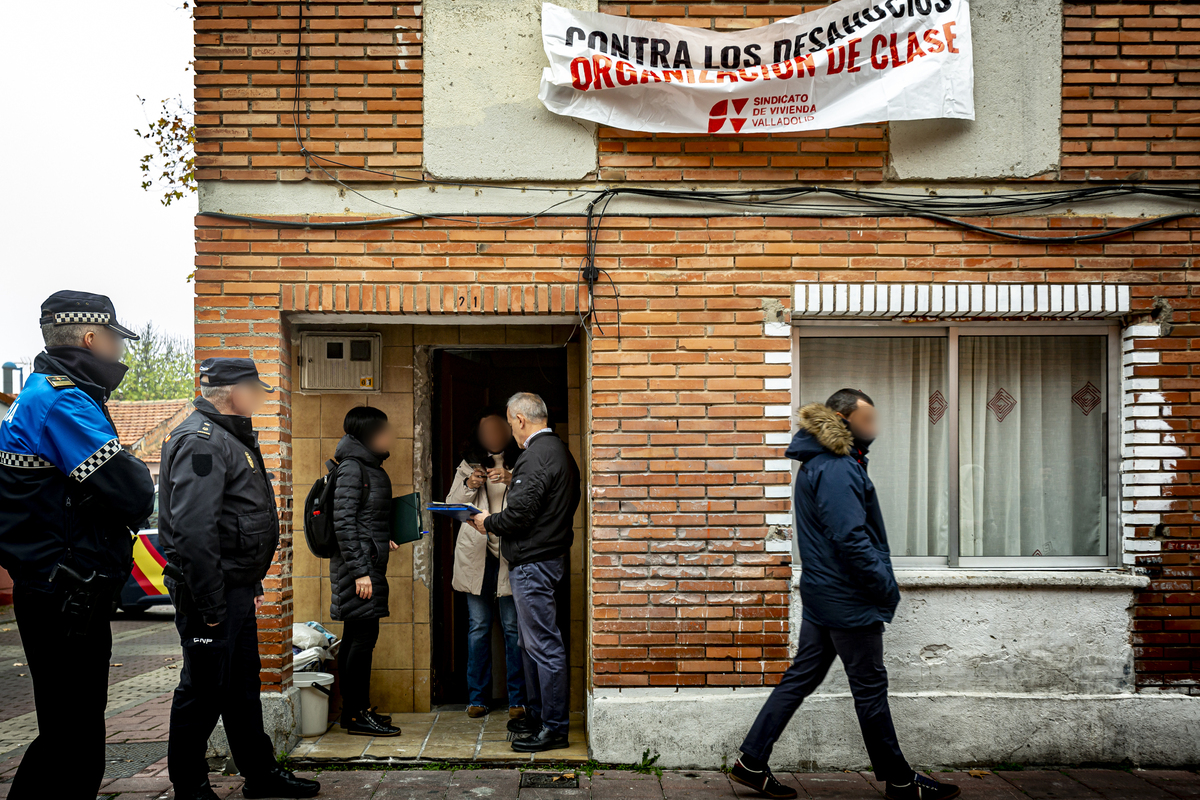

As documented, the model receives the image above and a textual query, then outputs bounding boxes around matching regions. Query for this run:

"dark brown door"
[429,346,573,708]
[432,352,491,704]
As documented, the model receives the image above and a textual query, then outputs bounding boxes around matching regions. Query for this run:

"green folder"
[390,492,423,545]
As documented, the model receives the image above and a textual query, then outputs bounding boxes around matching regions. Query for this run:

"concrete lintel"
[288,313,580,326]
[197,180,1200,219]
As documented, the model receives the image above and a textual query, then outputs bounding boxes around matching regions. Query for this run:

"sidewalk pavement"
[0,761,1197,798]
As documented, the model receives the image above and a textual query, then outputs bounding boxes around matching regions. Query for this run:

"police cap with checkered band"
[198,358,275,392]
[38,290,139,340]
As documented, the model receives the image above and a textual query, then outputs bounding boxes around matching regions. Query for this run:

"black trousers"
[167,584,275,790]
[337,617,380,718]
[10,583,112,800]
[508,556,569,735]
[740,618,910,782]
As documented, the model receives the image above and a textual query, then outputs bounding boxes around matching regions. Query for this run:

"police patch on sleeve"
[192,453,213,476]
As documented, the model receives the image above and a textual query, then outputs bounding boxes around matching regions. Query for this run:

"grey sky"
[0,0,196,373]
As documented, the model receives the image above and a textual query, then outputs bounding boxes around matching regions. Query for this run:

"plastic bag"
[292,623,327,651]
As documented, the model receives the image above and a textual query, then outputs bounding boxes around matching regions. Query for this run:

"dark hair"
[343,406,389,444]
[826,388,874,416]
[461,405,520,470]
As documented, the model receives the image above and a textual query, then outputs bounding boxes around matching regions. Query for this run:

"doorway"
[430,347,573,708]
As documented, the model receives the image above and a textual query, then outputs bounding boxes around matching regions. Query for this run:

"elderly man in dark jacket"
[730,390,958,800]
[469,392,580,753]
[158,358,319,800]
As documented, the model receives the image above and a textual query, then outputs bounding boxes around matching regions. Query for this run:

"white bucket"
[293,671,335,737]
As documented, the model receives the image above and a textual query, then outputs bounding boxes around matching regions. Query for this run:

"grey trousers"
[508,555,569,735]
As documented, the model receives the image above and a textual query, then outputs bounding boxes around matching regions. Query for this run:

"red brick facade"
[192,0,1200,697]
[1063,2,1200,181]
[194,213,1200,693]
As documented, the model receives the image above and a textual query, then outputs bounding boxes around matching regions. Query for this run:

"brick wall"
[195,0,888,183]
[194,1,423,182]
[197,0,1200,185]
[1062,2,1200,182]
[195,212,1200,692]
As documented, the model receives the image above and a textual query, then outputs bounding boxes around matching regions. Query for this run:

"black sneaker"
[885,772,961,800]
[729,759,798,799]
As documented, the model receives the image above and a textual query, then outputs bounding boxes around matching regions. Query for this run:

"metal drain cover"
[104,741,169,778]
[520,772,580,789]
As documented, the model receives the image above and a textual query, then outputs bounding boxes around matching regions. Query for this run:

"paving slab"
[1136,771,1200,799]
[888,771,1027,799]
[447,768,522,799]
[1066,769,1177,800]
[793,771,879,798]
[588,769,663,800]
[997,770,1103,799]
[226,770,354,799]
[661,770,733,799]
[373,769,453,799]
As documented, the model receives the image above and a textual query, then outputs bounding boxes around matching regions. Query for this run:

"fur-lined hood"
[792,402,853,457]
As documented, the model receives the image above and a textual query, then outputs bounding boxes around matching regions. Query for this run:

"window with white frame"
[793,324,1120,568]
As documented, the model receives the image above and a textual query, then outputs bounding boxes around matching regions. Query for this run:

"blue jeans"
[465,592,526,709]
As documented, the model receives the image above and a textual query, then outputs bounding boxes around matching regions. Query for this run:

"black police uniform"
[0,291,154,800]
[157,359,318,799]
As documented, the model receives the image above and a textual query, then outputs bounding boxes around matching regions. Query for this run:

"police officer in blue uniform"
[0,291,156,800]
[158,358,320,800]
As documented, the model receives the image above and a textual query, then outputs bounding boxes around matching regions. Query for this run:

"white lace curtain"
[797,338,949,557]
[958,336,1106,557]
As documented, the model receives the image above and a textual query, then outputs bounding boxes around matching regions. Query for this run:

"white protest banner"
[538,0,973,134]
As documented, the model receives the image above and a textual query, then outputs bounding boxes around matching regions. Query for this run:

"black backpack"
[302,457,366,559]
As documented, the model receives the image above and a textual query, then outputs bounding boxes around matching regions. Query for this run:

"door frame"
[413,339,590,710]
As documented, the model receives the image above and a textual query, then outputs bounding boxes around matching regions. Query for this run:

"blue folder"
[426,502,483,523]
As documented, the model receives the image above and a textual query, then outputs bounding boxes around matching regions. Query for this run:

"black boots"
[363,706,393,726]
[343,708,402,737]
[507,713,541,736]
[173,782,221,800]
[241,766,321,799]
[510,725,570,753]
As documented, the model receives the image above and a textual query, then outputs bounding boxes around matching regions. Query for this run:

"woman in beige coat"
[444,406,527,719]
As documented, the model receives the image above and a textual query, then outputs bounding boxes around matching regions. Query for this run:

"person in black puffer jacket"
[329,407,401,737]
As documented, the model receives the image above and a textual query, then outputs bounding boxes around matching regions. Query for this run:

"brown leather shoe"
[467,705,488,718]
[509,706,526,720]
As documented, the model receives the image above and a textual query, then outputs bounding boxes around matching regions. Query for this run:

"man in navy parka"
[729,390,959,800]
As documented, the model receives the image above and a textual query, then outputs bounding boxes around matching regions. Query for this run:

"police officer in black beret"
[0,291,155,800]
[158,358,320,800]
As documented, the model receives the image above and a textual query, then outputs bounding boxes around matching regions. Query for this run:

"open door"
[430,347,572,707]
[432,352,492,704]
